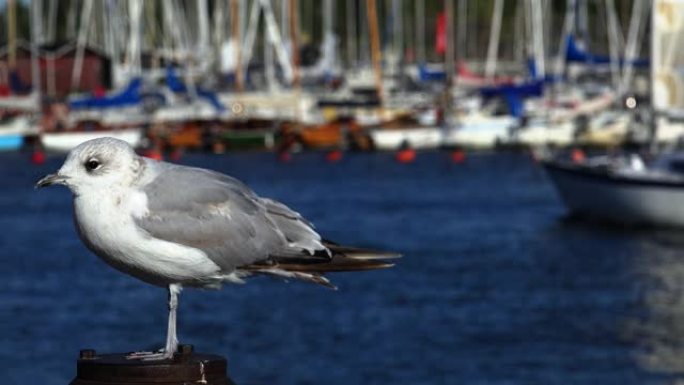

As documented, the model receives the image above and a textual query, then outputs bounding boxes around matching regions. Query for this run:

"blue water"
[2,150,684,384]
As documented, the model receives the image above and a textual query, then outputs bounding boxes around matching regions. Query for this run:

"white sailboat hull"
[544,161,684,227]
[515,120,576,147]
[369,127,442,150]
[41,128,143,153]
[443,115,517,148]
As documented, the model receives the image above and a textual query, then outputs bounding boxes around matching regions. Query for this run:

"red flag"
[436,11,446,55]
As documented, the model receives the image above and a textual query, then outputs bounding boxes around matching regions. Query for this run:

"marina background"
[3,0,684,384]
[0,0,662,152]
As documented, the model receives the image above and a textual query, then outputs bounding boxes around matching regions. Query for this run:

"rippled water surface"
[3,150,684,384]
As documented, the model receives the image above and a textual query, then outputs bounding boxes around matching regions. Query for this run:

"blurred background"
[4,0,684,384]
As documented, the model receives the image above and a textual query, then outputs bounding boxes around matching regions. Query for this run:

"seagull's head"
[36,137,143,195]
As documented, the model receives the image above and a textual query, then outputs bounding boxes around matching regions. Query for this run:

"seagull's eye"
[85,159,101,171]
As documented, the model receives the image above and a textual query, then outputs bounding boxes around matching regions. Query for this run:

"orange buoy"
[450,150,466,163]
[31,149,45,165]
[571,148,586,163]
[395,148,416,163]
[143,149,164,161]
[326,149,343,163]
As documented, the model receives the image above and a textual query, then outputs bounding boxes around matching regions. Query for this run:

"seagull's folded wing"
[134,163,328,272]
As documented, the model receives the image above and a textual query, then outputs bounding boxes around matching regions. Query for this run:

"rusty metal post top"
[70,345,236,385]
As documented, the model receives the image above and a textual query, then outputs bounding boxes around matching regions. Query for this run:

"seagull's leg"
[126,284,182,360]
[162,283,182,358]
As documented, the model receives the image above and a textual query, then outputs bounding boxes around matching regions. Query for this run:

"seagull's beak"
[35,173,68,189]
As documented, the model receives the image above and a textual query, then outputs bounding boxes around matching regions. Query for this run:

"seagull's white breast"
[73,187,222,287]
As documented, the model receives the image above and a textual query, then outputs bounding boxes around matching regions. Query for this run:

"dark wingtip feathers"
[240,242,399,288]
[270,244,400,273]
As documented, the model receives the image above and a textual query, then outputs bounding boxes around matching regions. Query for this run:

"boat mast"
[30,0,42,102]
[72,0,95,91]
[46,0,57,44]
[264,14,276,91]
[213,0,225,75]
[555,0,575,74]
[7,0,16,70]
[240,0,260,80]
[445,0,455,121]
[605,0,621,93]
[359,0,369,66]
[416,0,425,65]
[392,0,403,69]
[530,0,545,79]
[346,0,357,69]
[182,1,200,99]
[260,0,293,85]
[457,0,467,65]
[231,0,244,91]
[485,0,504,80]
[321,0,335,78]
[366,0,383,102]
[620,0,647,97]
[128,0,143,79]
[197,0,210,60]
[289,0,300,88]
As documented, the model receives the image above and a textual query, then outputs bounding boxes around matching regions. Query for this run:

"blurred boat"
[297,118,363,150]
[369,127,442,151]
[0,115,38,151]
[0,92,40,113]
[652,0,684,146]
[514,118,577,147]
[163,123,204,150]
[41,126,143,152]
[440,95,517,149]
[443,112,517,149]
[543,153,684,227]
[575,111,631,147]
[514,90,617,148]
[366,114,441,150]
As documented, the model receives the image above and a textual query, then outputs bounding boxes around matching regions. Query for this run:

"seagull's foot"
[125,349,174,361]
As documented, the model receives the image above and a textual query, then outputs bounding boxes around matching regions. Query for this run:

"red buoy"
[143,150,164,161]
[395,149,416,163]
[450,150,466,164]
[571,148,586,164]
[326,149,343,163]
[278,151,292,163]
[31,150,45,165]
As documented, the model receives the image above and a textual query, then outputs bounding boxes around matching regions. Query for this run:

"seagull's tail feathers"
[239,241,400,289]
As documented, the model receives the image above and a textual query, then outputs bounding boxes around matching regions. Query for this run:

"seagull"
[36,137,398,360]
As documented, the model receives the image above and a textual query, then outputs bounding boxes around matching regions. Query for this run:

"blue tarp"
[480,80,544,118]
[565,35,649,67]
[165,67,225,112]
[165,68,186,93]
[418,64,447,82]
[69,78,143,110]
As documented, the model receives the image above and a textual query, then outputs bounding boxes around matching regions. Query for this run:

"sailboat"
[651,0,684,144]
[540,1,684,227]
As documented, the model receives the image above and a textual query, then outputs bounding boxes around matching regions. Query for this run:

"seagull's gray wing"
[134,161,328,272]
